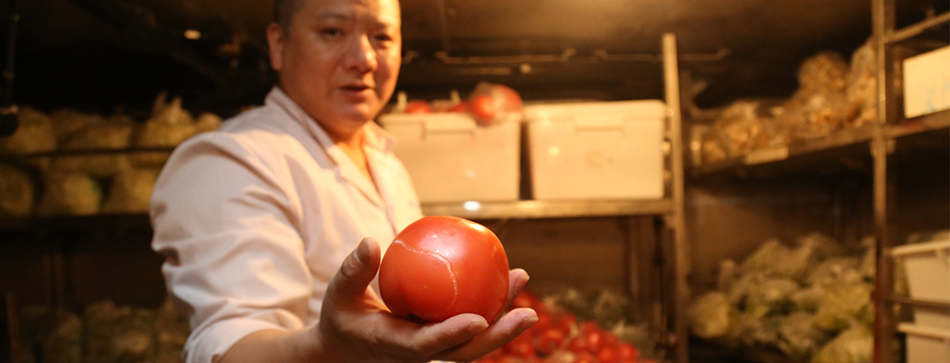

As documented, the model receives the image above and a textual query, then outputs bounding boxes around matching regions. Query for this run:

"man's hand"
[317,237,537,362]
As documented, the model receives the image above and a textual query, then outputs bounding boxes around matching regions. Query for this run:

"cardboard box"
[524,100,666,200]
[379,113,520,204]
[903,46,950,118]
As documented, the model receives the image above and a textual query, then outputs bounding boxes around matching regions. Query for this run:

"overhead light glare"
[184,29,202,40]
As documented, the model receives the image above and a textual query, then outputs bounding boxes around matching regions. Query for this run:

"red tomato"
[574,353,596,363]
[404,100,432,114]
[448,101,470,113]
[507,338,536,359]
[602,332,619,348]
[555,314,577,335]
[469,95,496,125]
[512,291,539,310]
[618,343,640,361]
[566,337,589,354]
[378,216,510,323]
[535,328,566,355]
[597,346,620,363]
[583,329,605,352]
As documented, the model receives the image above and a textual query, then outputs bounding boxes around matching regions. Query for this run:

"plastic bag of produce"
[847,40,876,127]
[688,291,732,339]
[18,306,83,363]
[811,325,872,363]
[721,311,777,347]
[83,300,157,363]
[49,109,106,144]
[194,112,223,134]
[797,51,850,96]
[0,163,34,217]
[35,172,102,216]
[154,297,190,363]
[52,118,134,177]
[101,168,160,214]
[132,94,197,167]
[791,285,827,313]
[806,256,861,287]
[812,281,873,332]
[717,259,738,290]
[2,106,57,152]
[712,100,773,157]
[744,277,800,318]
[740,239,791,275]
[775,312,830,360]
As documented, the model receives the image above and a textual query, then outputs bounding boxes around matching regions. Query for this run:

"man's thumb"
[328,237,381,299]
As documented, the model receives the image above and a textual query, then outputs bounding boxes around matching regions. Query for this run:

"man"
[150,0,537,362]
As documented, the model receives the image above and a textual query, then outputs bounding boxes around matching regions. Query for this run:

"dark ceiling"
[5,0,946,118]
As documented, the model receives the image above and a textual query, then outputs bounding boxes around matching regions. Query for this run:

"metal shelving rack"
[871,2,950,363]
[421,33,691,363]
[689,2,949,363]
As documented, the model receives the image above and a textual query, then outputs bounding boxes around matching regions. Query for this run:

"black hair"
[273,0,305,30]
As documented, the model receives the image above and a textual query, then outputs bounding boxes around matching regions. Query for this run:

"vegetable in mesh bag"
[35,172,102,216]
[194,112,223,134]
[688,291,732,339]
[847,40,876,127]
[2,106,57,170]
[132,94,197,167]
[805,256,861,288]
[811,325,872,363]
[775,312,830,361]
[743,277,800,318]
[154,297,190,363]
[1,106,57,154]
[720,311,777,348]
[49,109,106,144]
[812,281,873,332]
[0,163,34,217]
[101,168,161,214]
[18,306,83,363]
[83,300,157,363]
[52,117,134,177]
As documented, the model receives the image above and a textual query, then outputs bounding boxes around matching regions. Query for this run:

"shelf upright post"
[662,32,689,363]
[871,1,898,363]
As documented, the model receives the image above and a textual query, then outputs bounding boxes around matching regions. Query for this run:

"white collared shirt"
[150,87,423,363]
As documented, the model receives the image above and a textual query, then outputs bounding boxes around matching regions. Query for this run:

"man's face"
[268,0,402,137]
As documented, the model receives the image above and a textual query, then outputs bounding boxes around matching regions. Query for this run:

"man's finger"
[327,237,381,300]
[435,308,538,362]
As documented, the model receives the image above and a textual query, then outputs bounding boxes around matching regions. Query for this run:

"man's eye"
[321,28,343,37]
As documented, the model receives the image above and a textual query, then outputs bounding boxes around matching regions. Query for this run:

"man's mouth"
[342,84,372,92]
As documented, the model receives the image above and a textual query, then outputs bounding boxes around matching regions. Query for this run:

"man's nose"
[343,35,378,72]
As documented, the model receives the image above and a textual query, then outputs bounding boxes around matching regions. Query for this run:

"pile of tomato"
[475,292,657,363]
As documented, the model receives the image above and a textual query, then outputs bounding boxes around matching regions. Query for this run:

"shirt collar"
[264,86,396,155]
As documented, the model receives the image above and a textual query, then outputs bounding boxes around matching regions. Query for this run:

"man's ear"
[266,23,285,72]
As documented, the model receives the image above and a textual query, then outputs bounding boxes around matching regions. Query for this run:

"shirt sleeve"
[150,132,312,363]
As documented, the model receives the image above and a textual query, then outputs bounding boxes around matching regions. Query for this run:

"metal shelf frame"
[685,4,948,363]
[422,33,690,363]
[872,2,950,363]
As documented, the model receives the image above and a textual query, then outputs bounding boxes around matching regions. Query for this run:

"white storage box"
[379,113,520,204]
[892,240,950,329]
[898,323,950,363]
[903,46,950,118]
[524,100,666,200]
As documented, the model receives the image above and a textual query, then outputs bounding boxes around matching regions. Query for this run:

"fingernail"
[522,314,539,327]
[468,319,489,333]
[356,238,370,264]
